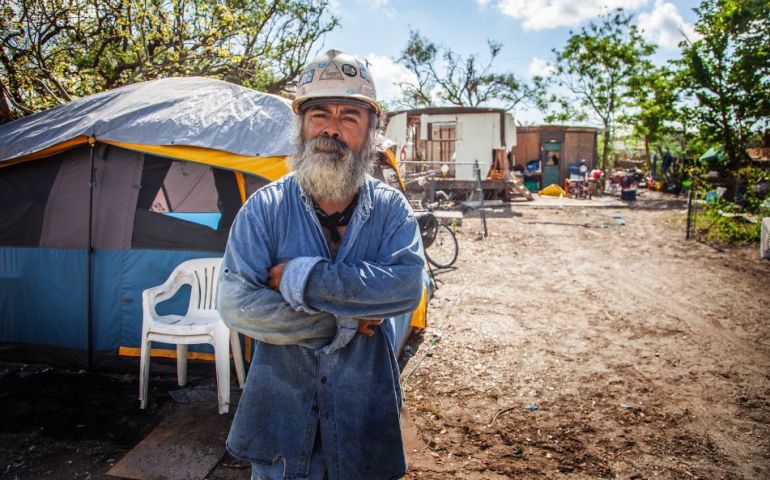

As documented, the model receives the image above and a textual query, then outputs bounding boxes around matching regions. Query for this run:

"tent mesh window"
[132,155,240,252]
[0,157,63,247]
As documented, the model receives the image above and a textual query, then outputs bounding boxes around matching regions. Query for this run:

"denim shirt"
[217,173,425,479]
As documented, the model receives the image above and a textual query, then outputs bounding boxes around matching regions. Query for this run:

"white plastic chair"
[139,257,245,414]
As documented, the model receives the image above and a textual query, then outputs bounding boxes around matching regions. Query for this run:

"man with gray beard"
[217,49,425,479]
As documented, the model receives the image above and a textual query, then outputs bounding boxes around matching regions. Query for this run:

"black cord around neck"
[313,194,359,243]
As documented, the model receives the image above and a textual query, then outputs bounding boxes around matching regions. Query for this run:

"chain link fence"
[399,161,488,211]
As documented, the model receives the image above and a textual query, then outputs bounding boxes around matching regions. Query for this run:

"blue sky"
[321,0,702,123]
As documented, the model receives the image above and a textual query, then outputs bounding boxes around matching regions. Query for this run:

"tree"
[549,10,657,169]
[0,0,338,123]
[395,29,538,111]
[679,0,770,168]
[622,64,680,164]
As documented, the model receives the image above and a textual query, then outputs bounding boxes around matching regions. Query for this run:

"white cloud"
[487,0,649,30]
[359,0,396,17]
[364,53,418,104]
[638,0,698,49]
[528,57,555,79]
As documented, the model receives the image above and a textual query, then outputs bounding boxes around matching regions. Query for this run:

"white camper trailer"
[385,107,516,182]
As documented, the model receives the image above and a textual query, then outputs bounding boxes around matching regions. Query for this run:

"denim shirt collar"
[294,173,374,263]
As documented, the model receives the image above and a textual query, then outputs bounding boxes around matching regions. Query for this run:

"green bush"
[697,200,762,244]
[688,163,768,244]
[734,166,770,214]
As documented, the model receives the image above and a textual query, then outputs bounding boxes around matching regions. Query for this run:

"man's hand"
[357,319,384,337]
[267,262,288,290]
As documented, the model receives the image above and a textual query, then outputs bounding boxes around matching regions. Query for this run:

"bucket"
[621,189,637,201]
[524,180,538,193]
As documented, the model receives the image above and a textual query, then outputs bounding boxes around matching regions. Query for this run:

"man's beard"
[292,133,373,202]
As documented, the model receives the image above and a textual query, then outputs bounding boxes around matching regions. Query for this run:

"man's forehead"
[300,98,372,115]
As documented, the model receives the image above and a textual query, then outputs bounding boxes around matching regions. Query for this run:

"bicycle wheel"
[417,212,439,249]
[425,223,458,268]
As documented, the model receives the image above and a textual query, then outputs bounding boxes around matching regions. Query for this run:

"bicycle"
[399,169,459,269]
[417,196,459,269]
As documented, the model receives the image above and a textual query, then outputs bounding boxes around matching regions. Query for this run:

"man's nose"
[320,118,342,138]
[321,129,341,139]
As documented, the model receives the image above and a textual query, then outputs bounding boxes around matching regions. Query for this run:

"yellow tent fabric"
[0,136,90,168]
[105,141,290,180]
[539,184,566,197]
[409,286,429,329]
[2,137,291,182]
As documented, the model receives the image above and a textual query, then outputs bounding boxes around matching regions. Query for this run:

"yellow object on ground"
[539,184,566,197]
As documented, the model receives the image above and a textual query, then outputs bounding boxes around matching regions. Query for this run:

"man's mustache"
[307,135,350,155]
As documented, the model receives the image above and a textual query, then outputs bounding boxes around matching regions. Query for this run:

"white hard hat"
[292,49,381,115]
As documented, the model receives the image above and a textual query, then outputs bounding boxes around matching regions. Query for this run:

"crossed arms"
[217,192,425,347]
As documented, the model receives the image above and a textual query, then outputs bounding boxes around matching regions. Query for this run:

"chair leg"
[177,344,188,386]
[213,330,231,414]
[139,336,151,409]
[230,331,246,389]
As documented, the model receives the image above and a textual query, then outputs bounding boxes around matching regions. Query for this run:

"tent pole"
[87,137,96,370]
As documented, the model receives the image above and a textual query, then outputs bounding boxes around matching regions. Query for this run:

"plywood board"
[565,132,597,167]
[107,402,231,480]
[513,132,540,166]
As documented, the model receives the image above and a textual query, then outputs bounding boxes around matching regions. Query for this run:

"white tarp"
[0,77,295,162]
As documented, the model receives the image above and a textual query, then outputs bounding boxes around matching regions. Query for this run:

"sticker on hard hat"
[341,64,357,77]
[319,62,343,81]
[298,69,314,86]
[358,65,371,83]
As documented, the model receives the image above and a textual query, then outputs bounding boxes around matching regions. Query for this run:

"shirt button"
[320,376,327,383]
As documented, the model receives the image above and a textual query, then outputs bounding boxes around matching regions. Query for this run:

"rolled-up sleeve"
[279,256,325,314]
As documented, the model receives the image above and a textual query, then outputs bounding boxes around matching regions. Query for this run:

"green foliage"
[395,29,539,112]
[689,163,769,244]
[734,165,770,213]
[396,30,438,108]
[548,9,657,169]
[678,0,770,168]
[622,64,680,161]
[697,201,761,243]
[542,97,588,124]
[0,0,339,122]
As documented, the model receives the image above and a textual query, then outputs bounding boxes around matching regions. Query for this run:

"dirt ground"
[1,190,769,479]
[402,191,770,479]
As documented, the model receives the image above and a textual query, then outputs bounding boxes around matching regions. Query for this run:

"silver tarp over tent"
[0,76,295,162]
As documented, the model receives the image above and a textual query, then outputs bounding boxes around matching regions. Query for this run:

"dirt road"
[402,192,770,479]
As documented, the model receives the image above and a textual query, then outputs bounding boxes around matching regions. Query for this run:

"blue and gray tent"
[0,77,423,369]
[0,77,295,368]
